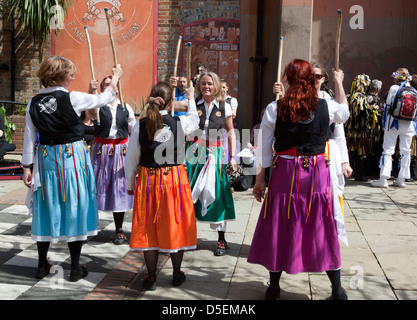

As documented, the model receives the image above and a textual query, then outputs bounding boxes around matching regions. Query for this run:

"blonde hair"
[392,68,410,84]
[195,71,224,102]
[37,56,76,88]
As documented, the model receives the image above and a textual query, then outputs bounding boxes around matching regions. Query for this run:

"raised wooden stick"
[186,42,192,87]
[335,9,342,71]
[105,8,125,111]
[84,26,100,124]
[171,36,182,116]
[276,36,284,101]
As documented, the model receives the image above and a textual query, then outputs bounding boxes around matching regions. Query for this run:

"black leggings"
[37,240,83,270]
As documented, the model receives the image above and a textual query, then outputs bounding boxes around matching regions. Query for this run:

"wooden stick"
[105,8,125,111]
[335,9,343,71]
[276,36,284,101]
[186,42,192,87]
[84,26,100,124]
[171,36,182,116]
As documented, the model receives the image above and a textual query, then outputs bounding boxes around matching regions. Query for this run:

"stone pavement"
[0,169,417,300]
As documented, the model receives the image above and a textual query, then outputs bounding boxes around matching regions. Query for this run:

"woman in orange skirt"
[125,81,199,291]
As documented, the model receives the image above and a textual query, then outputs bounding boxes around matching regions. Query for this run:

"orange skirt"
[129,165,197,252]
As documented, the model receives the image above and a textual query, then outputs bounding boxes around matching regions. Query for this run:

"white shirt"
[190,98,233,142]
[257,98,349,168]
[322,92,350,164]
[22,86,115,165]
[227,95,238,110]
[103,99,136,138]
[124,99,199,191]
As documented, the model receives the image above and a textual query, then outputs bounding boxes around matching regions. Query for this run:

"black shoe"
[143,275,157,291]
[113,229,127,245]
[35,263,52,279]
[214,240,229,256]
[405,178,415,182]
[332,287,348,300]
[265,285,280,300]
[173,271,186,286]
[69,265,88,282]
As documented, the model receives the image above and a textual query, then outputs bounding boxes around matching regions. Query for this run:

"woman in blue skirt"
[21,56,123,281]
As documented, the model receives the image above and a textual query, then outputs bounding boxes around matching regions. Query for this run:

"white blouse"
[257,98,350,168]
[21,86,116,165]
[101,99,136,138]
[190,98,233,142]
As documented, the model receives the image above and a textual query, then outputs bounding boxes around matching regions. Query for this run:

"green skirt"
[185,141,235,223]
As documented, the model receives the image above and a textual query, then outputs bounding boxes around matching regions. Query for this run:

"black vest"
[29,90,83,145]
[274,99,329,155]
[139,114,185,167]
[94,104,129,138]
[196,101,225,141]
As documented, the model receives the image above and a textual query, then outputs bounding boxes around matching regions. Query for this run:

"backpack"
[390,82,417,121]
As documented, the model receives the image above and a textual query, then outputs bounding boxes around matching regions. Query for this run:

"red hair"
[278,59,318,123]
[100,75,112,92]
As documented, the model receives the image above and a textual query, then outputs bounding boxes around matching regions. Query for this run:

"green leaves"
[0,106,17,144]
[5,0,72,42]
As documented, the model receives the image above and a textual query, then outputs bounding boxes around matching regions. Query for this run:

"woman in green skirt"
[185,71,237,256]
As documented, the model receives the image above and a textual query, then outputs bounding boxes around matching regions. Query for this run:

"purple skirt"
[247,155,341,274]
[90,140,134,212]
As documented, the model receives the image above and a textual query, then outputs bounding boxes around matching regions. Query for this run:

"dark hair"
[100,75,112,92]
[145,82,173,140]
[278,59,318,123]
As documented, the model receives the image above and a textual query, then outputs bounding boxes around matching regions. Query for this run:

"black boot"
[326,270,348,300]
[265,271,281,300]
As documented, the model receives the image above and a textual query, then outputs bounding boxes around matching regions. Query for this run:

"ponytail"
[145,82,173,140]
[145,97,164,140]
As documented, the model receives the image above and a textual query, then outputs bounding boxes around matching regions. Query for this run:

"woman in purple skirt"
[88,76,136,244]
[248,59,350,300]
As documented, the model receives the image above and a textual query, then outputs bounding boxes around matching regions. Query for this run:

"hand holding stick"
[335,9,342,71]
[276,36,284,101]
[105,8,125,111]
[85,26,100,124]
[171,36,182,116]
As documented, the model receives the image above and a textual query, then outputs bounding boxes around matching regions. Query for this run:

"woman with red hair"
[248,59,349,300]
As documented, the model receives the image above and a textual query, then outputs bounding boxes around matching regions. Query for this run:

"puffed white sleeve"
[224,101,233,118]
[69,89,116,116]
[256,101,277,168]
[179,99,199,135]
[231,97,238,110]
[124,121,141,191]
[326,99,350,124]
[126,103,137,134]
[21,100,37,165]
[333,123,349,164]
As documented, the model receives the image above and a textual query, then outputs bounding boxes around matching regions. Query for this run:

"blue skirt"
[31,140,98,243]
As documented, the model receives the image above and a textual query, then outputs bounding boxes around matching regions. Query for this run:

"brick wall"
[157,0,240,81]
[7,115,24,153]
[0,19,50,104]
[0,1,241,152]
[1,18,50,152]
